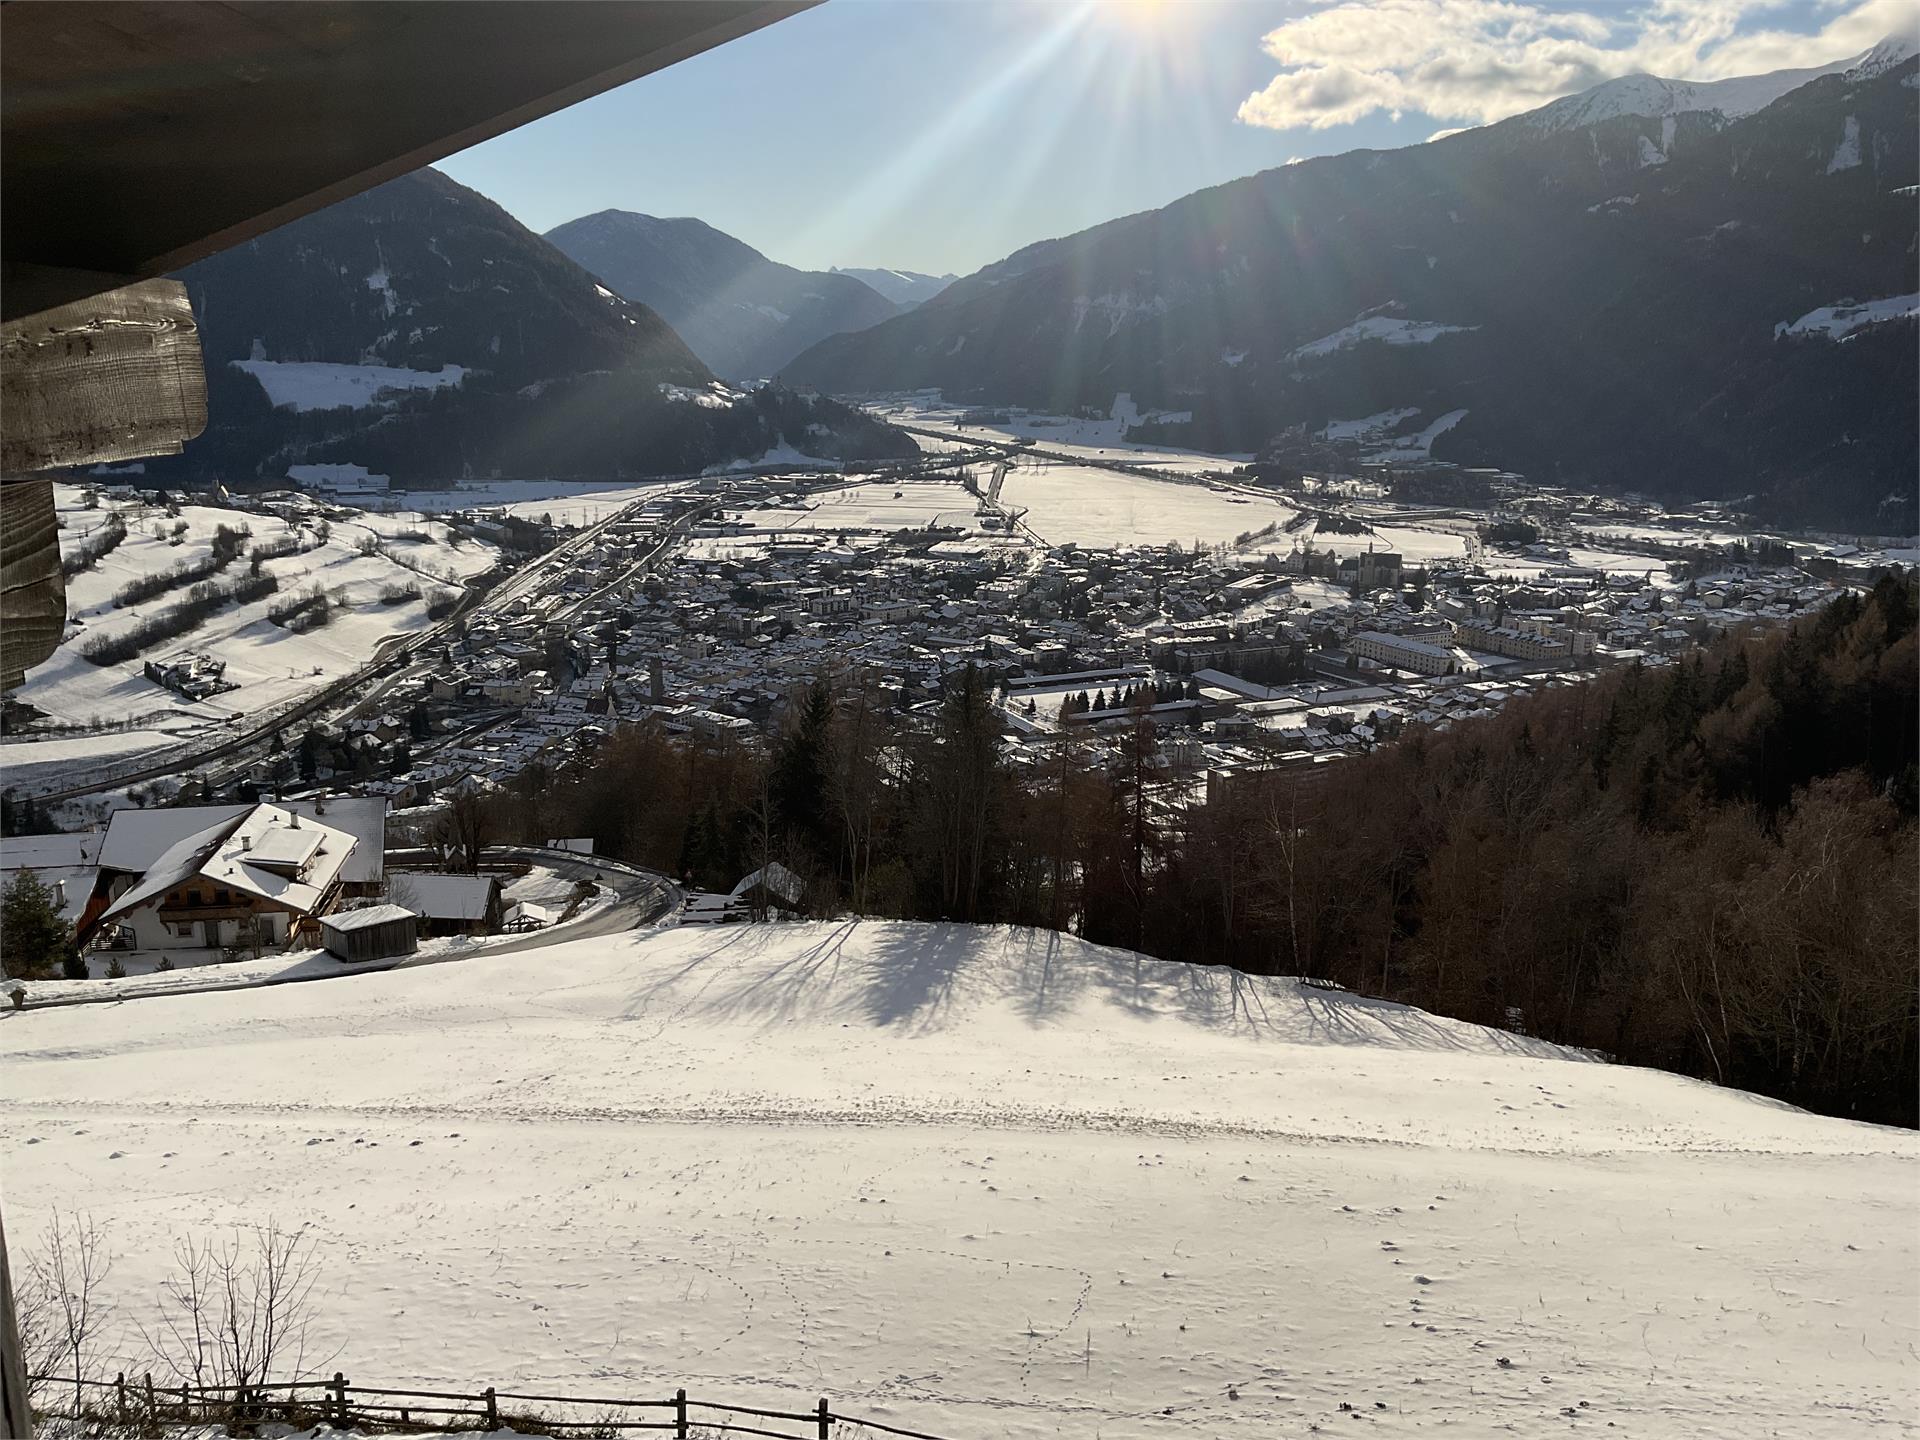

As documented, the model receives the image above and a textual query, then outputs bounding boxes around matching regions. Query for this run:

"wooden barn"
[321,904,419,964]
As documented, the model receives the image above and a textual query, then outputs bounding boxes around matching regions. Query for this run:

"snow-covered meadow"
[392,478,687,527]
[4,488,496,790]
[874,396,1254,477]
[1003,463,1294,549]
[4,921,1912,1438]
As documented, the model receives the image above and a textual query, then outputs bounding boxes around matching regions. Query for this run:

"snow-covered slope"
[1846,32,1919,81]
[1518,35,1916,135]
[831,267,957,308]
[4,921,1913,1437]
[1520,54,1867,133]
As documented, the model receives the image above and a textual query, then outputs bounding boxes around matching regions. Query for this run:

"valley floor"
[4,921,1914,1438]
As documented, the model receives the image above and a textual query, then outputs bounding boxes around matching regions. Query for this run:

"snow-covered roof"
[99,804,359,925]
[321,903,417,933]
[0,833,102,871]
[730,862,804,904]
[393,872,499,921]
[100,797,386,884]
[98,805,248,874]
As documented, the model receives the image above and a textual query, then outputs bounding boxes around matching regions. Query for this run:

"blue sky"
[439,0,1907,278]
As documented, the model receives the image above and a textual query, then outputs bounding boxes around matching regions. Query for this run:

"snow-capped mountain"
[830,266,957,308]
[1846,31,1919,79]
[1519,52,1871,133]
[545,212,901,381]
[784,49,1918,529]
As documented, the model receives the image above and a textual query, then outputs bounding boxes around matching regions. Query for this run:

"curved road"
[10,847,682,1011]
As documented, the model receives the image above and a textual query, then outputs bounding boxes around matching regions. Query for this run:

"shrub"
[60,515,128,577]
[268,589,331,630]
[113,550,232,607]
[82,573,281,665]
[249,535,304,569]
[210,523,252,562]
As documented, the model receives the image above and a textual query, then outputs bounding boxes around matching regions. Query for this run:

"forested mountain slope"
[785,53,1919,529]
[546,211,901,381]
[157,171,912,489]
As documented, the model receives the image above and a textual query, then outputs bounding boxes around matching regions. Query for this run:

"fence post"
[484,1385,499,1428]
[179,1384,190,1424]
[674,1387,688,1440]
[818,1395,831,1439]
[331,1371,347,1428]
[143,1373,156,1426]
[115,1372,127,1425]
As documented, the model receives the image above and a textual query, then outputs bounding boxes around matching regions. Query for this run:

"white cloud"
[1236,0,1918,132]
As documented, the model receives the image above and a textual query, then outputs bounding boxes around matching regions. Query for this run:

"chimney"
[53,879,65,907]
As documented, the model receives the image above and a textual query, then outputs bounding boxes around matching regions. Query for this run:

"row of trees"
[1056,680,1196,718]
[476,572,1915,1124]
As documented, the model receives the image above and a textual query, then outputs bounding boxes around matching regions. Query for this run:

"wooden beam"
[0,477,65,692]
[3,1,815,319]
[1,278,207,472]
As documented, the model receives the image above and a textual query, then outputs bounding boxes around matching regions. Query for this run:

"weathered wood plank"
[1,277,207,472]
[0,477,65,691]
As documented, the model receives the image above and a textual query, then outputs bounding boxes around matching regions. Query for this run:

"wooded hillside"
[484,573,1918,1125]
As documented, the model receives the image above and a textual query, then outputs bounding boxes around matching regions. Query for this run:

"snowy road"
[4,922,1914,1438]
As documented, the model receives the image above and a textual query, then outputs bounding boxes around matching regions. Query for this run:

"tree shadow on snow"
[613,919,1588,1060]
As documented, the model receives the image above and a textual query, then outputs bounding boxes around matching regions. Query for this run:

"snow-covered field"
[4,921,1912,1438]
[391,478,683,525]
[230,359,467,412]
[1290,314,1475,360]
[742,479,987,535]
[1774,292,1919,341]
[4,488,496,789]
[1272,520,1474,565]
[874,397,1254,477]
[1004,463,1294,548]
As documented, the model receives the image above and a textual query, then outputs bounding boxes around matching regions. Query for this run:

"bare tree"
[141,1223,328,1402]
[433,787,495,873]
[21,1211,114,1420]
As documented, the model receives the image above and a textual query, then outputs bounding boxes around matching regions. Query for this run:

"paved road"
[466,849,679,957]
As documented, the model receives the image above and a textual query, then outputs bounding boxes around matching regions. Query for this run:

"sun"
[1100,0,1175,34]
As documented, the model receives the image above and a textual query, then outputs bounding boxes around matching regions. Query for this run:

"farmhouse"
[97,795,389,897]
[88,803,359,952]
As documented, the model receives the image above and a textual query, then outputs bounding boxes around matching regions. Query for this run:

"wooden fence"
[28,1371,957,1439]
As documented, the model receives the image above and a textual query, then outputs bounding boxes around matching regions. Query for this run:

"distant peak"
[1847,31,1918,79]
[1516,48,1880,135]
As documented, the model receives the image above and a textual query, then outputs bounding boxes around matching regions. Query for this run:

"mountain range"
[830,267,957,308]
[782,40,1919,530]
[544,212,902,380]
[156,170,912,489]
